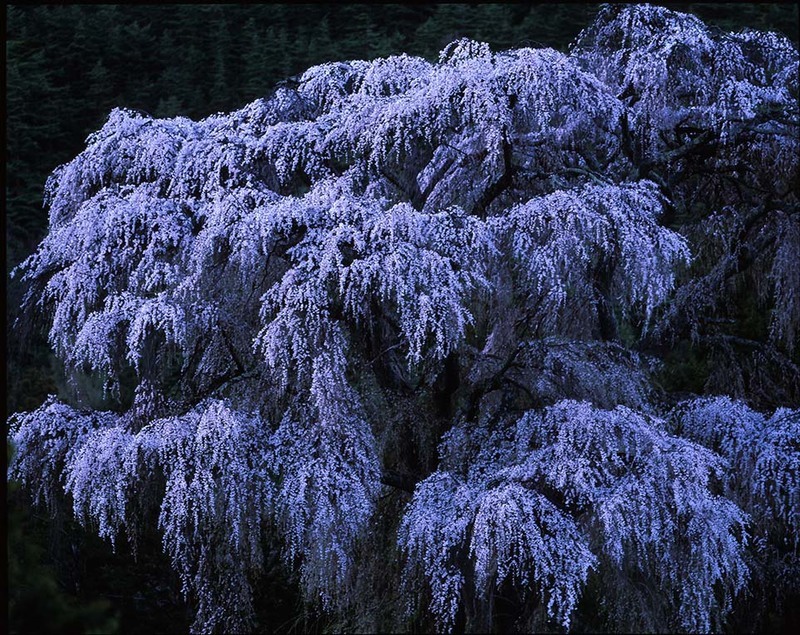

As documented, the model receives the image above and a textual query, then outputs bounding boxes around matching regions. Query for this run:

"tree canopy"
[8,4,800,633]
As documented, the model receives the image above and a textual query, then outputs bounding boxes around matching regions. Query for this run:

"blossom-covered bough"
[8,5,799,632]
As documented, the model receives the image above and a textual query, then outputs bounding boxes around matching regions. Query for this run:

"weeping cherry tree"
[8,4,799,633]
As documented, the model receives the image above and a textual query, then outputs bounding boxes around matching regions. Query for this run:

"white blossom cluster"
[672,398,800,554]
[400,400,749,632]
[12,399,271,633]
[497,180,690,333]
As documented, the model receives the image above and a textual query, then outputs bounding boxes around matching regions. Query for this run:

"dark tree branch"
[380,468,418,494]
[471,134,515,219]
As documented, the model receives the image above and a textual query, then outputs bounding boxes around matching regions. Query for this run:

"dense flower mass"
[8,4,799,632]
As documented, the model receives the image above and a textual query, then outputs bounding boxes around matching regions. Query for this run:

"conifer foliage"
[8,5,799,632]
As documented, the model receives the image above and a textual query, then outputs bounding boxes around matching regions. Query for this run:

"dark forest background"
[6,4,799,633]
